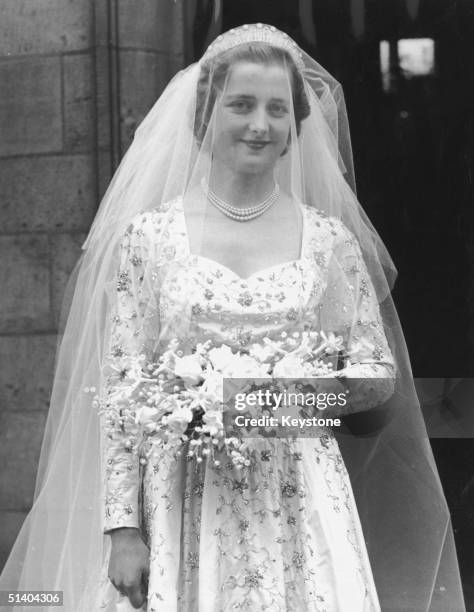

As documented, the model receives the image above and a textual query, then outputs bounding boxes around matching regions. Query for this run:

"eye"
[229,99,253,113]
[268,102,289,117]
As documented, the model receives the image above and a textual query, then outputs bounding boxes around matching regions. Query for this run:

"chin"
[234,157,278,176]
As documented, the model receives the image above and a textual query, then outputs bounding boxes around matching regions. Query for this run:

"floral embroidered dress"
[97,198,395,612]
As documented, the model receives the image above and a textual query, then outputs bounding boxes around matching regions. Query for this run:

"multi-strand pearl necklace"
[202,179,280,221]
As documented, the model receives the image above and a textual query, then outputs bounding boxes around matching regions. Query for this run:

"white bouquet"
[95,331,371,468]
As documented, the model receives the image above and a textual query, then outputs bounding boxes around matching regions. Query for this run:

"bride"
[0,24,465,612]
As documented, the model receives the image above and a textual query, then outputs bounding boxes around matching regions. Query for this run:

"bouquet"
[96,331,374,469]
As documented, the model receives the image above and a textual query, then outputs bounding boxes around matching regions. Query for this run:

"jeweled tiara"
[202,23,305,70]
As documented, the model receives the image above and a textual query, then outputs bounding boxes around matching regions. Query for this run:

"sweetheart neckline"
[191,253,305,283]
[177,202,309,282]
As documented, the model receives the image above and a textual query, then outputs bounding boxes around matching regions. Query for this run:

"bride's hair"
[194,43,311,145]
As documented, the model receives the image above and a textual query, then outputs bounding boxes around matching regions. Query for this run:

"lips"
[242,140,271,150]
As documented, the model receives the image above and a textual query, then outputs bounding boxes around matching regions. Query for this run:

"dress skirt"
[98,432,380,612]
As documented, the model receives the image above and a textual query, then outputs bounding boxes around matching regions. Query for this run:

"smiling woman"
[0,23,465,612]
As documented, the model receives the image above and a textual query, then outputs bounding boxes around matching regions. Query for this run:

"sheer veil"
[0,23,465,611]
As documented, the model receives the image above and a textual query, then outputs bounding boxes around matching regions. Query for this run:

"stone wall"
[0,0,185,571]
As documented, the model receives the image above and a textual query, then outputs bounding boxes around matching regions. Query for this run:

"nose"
[248,105,269,135]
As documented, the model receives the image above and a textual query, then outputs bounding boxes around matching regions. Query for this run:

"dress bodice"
[157,198,328,351]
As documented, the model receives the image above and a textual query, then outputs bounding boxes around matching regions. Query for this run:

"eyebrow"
[225,94,289,103]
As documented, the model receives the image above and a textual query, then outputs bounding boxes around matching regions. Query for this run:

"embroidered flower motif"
[244,569,264,588]
[286,308,298,321]
[130,254,142,267]
[360,277,370,297]
[281,481,297,497]
[313,251,326,267]
[237,291,253,307]
[239,519,250,532]
[111,345,124,358]
[204,288,214,300]
[373,345,385,360]
[192,303,204,316]
[232,478,248,493]
[260,449,272,461]
[117,271,131,292]
[292,551,305,569]
[186,551,199,570]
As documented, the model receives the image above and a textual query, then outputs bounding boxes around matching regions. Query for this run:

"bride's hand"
[108,527,149,609]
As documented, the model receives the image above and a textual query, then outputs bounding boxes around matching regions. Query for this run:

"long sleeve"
[319,221,396,414]
[100,215,159,533]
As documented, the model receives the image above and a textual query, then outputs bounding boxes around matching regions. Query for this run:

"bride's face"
[212,61,292,175]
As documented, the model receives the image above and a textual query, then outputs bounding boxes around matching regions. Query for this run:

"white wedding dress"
[96,198,395,611]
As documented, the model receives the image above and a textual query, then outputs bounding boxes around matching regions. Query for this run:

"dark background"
[187,0,474,606]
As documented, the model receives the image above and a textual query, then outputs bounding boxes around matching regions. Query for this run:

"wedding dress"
[95,198,394,611]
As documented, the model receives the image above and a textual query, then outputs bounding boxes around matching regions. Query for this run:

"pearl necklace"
[202,179,280,221]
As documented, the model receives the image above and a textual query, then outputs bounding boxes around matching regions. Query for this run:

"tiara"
[202,23,305,70]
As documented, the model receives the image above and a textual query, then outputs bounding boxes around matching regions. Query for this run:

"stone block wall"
[0,0,185,572]
[0,0,95,570]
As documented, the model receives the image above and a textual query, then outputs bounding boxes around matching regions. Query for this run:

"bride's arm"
[100,214,158,534]
[317,222,396,416]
